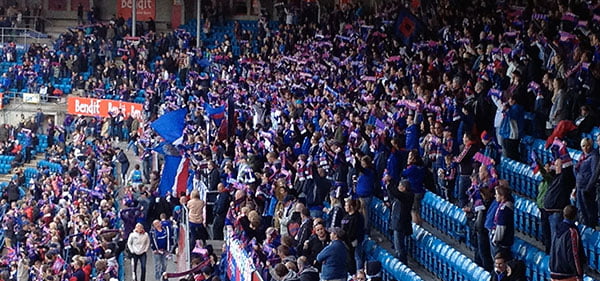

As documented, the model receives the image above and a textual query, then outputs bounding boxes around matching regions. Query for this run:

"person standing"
[386,180,414,264]
[77,3,84,25]
[549,205,586,281]
[212,183,230,240]
[341,198,365,274]
[150,219,173,281]
[116,147,130,184]
[575,138,598,227]
[316,227,348,281]
[490,184,514,261]
[187,190,208,245]
[127,223,150,281]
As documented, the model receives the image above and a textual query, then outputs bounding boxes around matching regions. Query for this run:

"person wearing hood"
[271,262,300,281]
[490,184,514,261]
[297,256,318,281]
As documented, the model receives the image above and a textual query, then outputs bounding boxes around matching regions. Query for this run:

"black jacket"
[387,184,414,234]
[550,220,586,279]
[213,191,231,217]
[544,166,575,211]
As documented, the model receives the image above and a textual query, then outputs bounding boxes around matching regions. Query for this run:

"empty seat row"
[513,194,543,241]
[499,157,542,198]
[363,239,424,281]
[421,192,471,247]
[37,160,63,174]
[410,224,490,281]
[370,197,487,281]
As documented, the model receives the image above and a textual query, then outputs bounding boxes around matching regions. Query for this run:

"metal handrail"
[0,27,49,45]
[181,205,191,270]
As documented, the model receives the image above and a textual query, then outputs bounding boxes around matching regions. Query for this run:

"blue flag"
[151,109,187,145]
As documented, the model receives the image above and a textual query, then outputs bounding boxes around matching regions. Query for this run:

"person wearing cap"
[316,226,348,281]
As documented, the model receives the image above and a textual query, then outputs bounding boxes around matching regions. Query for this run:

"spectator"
[575,138,598,227]
[316,227,347,281]
[187,190,208,245]
[490,184,514,261]
[301,221,329,266]
[127,223,150,281]
[544,148,576,244]
[297,256,319,281]
[212,183,231,240]
[341,198,364,274]
[402,149,425,224]
[455,132,479,208]
[150,219,173,281]
[386,180,414,264]
[549,205,586,281]
[499,96,524,161]
[490,253,509,281]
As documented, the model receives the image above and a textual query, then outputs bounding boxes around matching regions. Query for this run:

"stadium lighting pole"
[132,0,137,37]
[196,0,201,48]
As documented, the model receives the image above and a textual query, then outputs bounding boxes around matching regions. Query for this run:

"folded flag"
[151,108,187,145]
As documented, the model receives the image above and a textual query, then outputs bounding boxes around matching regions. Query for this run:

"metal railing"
[181,205,191,269]
[0,27,49,45]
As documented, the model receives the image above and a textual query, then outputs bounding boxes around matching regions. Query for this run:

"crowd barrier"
[224,227,264,281]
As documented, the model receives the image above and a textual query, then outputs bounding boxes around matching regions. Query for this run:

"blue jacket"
[405,124,419,150]
[356,167,375,197]
[499,104,524,140]
[402,164,425,194]
[316,240,348,280]
[576,150,599,192]
[150,226,172,252]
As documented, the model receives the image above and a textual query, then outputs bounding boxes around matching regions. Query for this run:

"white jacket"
[127,231,150,255]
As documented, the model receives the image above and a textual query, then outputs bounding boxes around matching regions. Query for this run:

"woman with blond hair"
[127,223,150,281]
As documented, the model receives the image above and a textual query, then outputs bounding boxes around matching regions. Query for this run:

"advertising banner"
[117,0,155,21]
[23,93,40,104]
[67,97,143,117]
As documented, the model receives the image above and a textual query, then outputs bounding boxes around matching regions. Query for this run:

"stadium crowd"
[0,0,599,281]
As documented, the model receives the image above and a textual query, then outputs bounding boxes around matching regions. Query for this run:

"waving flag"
[151,109,188,145]
[159,155,190,197]
[394,8,423,46]
[205,103,226,126]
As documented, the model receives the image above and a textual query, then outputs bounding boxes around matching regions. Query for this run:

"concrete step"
[206,240,225,255]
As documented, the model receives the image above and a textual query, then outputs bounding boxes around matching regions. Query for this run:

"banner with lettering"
[67,97,143,118]
[117,0,155,21]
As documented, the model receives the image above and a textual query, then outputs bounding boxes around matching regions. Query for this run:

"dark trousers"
[577,188,598,228]
[474,228,493,271]
[503,138,520,161]
[212,215,226,240]
[540,208,551,253]
[131,252,147,281]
